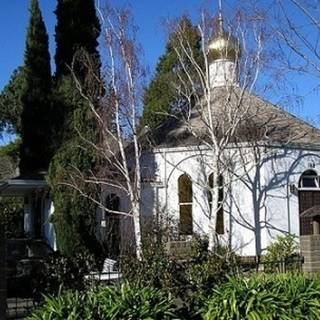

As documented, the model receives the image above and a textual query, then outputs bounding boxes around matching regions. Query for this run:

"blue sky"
[0,0,319,139]
[0,0,215,90]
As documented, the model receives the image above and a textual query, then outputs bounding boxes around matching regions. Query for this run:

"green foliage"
[121,219,174,290]
[122,231,237,319]
[93,282,178,319]
[0,139,21,181]
[33,252,97,296]
[203,273,320,320]
[28,282,178,320]
[140,16,202,129]
[0,197,24,238]
[0,67,25,134]
[48,139,102,258]
[186,242,238,294]
[0,140,24,237]
[20,0,52,174]
[27,291,86,320]
[0,139,21,163]
[48,0,103,258]
[54,0,101,78]
[264,234,298,263]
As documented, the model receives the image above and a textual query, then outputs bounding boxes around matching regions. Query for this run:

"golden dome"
[208,31,240,62]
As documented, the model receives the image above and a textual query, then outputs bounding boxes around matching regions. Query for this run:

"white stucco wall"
[100,142,320,257]
[135,145,320,256]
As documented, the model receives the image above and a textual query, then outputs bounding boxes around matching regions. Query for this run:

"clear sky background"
[0,0,319,145]
[0,0,217,89]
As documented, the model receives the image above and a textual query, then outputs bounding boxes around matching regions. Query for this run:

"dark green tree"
[51,0,102,150]
[0,140,24,238]
[140,16,202,129]
[49,0,103,258]
[54,0,101,79]
[0,67,25,134]
[20,0,52,175]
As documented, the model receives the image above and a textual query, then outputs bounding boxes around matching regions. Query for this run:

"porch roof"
[0,179,48,197]
[300,205,320,218]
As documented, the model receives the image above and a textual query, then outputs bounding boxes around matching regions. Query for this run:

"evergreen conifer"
[140,17,202,129]
[20,0,52,175]
[54,0,101,78]
[49,0,103,258]
[0,67,25,135]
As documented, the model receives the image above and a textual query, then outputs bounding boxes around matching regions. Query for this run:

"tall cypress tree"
[54,0,101,78]
[20,0,52,175]
[49,0,103,258]
[141,17,202,129]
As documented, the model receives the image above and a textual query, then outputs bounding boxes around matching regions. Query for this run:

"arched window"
[208,173,224,235]
[178,174,193,235]
[299,170,319,189]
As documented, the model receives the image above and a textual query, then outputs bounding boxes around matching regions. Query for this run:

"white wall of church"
[261,148,320,251]
[103,144,320,257]
[137,145,320,257]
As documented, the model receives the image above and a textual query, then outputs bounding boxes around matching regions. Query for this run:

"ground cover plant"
[203,273,320,320]
[27,281,179,320]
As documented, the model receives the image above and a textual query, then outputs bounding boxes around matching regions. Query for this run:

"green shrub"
[262,234,300,272]
[28,281,178,320]
[33,252,98,296]
[203,273,320,320]
[186,242,238,292]
[93,282,178,319]
[121,234,238,319]
[264,234,298,262]
[27,291,87,320]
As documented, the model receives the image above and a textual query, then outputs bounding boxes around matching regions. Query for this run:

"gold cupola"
[207,13,240,62]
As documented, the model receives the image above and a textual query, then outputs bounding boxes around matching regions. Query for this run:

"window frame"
[298,170,320,190]
[178,173,193,236]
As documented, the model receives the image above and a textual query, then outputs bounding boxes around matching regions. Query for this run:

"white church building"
[102,16,320,258]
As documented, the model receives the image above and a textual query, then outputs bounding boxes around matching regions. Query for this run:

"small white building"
[0,176,56,250]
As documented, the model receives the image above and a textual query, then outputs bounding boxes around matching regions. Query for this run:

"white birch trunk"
[132,201,142,260]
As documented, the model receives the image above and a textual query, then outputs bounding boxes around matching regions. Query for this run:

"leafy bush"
[122,233,238,319]
[93,282,178,319]
[263,234,300,272]
[182,240,239,318]
[203,273,320,320]
[33,252,98,296]
[27,291,86,320]
[186,241,238,292]
[28,282,178,320]
[121,216,179,290]
[264,234,298,262]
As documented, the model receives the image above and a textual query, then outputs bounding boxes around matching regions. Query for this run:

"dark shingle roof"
[147,87,320,149]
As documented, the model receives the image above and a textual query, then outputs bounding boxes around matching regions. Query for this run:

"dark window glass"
[178,174,193,235]
[299,170,318,188]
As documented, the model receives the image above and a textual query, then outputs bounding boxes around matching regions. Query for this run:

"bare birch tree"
[274,0,320,79]
[62,4,145,260]
[159,8,269,251]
